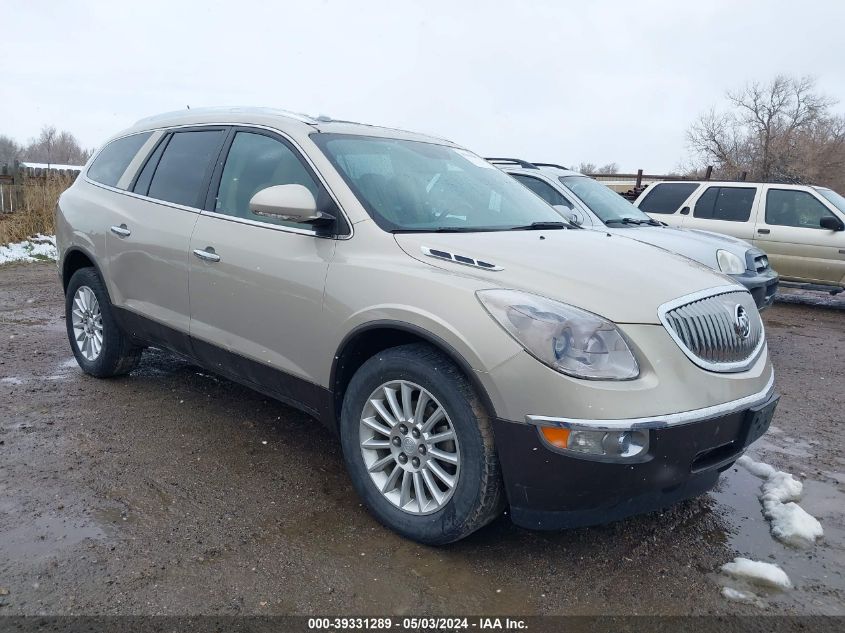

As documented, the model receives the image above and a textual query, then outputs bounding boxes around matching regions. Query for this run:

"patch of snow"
[0,235,58,265]
[60,358,79,369]
[736,454,823,548]
[721,557,792,590]
[20,162,83,171]
[1,376,24,385]
[720,586,764,606]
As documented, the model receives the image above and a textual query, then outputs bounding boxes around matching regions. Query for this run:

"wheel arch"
[61,246,106,293]
[329,320,498,429]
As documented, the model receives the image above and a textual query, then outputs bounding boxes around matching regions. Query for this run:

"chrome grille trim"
[658,285,766,373]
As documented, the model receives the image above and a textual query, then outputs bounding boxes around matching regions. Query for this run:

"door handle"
[680,207,690,215]
[193,247,221,263]
[757,228,771,234]
[110,224,131,238]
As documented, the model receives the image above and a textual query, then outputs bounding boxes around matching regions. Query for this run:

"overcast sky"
[3,0,844,172]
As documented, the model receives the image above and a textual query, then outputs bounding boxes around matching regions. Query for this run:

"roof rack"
[484,157,539,169]
[532,162,572,171]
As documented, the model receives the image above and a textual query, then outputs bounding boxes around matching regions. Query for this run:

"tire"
[65,267,142,378]
[340,343,504,545]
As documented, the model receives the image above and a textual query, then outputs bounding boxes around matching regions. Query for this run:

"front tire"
[65,267,141,377]
[340,343,504,544]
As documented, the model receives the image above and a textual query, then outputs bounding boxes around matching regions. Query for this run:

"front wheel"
[340,343,504,544]
[65,267,142,377]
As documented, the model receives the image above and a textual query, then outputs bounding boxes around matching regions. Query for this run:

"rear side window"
[637,183,699,214]
[766,189,836,229]
[146,130,225,208]
[512,174,573,208]
[694,187,755,222]
[87,133,152,188]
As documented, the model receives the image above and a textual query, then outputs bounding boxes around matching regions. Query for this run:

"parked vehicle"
[56,108,778,544]
[490,160,778,309]
[634,181,845,293]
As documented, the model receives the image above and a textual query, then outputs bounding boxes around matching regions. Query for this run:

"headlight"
[717,249,746,274]
[476,289,639,380]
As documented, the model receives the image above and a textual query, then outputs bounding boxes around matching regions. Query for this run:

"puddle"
[709,464,845,613]
[0,515,104,564]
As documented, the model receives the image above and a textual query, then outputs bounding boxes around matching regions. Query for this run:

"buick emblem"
[733,304,751,339]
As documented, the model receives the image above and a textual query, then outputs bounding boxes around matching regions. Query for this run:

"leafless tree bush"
[687,75,845,190]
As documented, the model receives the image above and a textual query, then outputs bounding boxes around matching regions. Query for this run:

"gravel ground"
[0,262,842,616]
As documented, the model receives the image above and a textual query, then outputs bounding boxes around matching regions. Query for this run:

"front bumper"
[732,268,778,310]
[493,388,779,530]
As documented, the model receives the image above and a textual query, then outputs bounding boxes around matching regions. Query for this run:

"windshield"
[559,176,653,224]
[311,134,565,232]
[815,187,845,214]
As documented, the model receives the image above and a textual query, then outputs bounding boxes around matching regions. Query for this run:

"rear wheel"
[65,267,141,377]
[340,343,504,544]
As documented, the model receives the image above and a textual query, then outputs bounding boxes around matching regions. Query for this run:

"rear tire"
[65,267,141,377]
[340,343,504,544]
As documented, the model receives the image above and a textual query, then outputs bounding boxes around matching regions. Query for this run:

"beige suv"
[56,108,778,544]
[635,181,845,292]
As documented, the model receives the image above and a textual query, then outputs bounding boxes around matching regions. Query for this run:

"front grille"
[754,255,769,273]
[659,289,765,372]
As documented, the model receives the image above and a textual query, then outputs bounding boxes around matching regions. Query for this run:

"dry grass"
[0,176,73,244]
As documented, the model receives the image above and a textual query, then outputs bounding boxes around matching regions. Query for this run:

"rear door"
[681,184,758,240]
[188,128,341,410]
[635,182,700,228]
[753,186,845,284]
[106,127,228,349]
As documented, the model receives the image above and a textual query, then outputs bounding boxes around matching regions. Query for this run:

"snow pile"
[737,455,823,548]
[0,235,57,265]
[720,586,765,606]
[721,557,792,590]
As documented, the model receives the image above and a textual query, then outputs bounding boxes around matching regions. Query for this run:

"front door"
[188,129,340,411]
[753,186,845,284]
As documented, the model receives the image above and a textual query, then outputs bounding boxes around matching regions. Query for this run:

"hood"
[603,225,751,270]
[394,229,739,324]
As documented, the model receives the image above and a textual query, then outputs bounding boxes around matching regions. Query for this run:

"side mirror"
[553,204,584,226]
[820,215,844,231]
[248,184,334,225]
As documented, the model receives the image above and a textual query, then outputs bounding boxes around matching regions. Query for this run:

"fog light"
[540,427,649,459]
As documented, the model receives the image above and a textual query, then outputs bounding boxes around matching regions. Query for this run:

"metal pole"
[704,166,713,180]
[636,169,643,189]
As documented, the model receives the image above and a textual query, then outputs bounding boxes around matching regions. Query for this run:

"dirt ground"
[0,262,842,616]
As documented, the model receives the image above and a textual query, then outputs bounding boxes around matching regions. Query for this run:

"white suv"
[492,160,778,309]
[634,181,845,292]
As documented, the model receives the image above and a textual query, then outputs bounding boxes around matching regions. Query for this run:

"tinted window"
[87,132,152,188]
[132,137,167,196]
[766,189,836,229]
[215,132,321,228]
[694,187,755,222]
[637,183,699,214]
[147,130,224,207]
[512,174,572,208]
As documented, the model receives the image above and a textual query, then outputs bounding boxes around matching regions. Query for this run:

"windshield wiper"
[392,227,504,233]
[605,218,645,226]
[509,221,567,231]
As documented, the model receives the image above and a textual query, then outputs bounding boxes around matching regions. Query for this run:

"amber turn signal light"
[539,427,570,449]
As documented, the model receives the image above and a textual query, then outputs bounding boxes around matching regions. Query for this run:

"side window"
[694,187,755,222]
[766,189,836,229]
[512,174,572,208]
[146,130,225,208]
[637,183,699,214]
[215,131,322,228]
[87,133,152,188]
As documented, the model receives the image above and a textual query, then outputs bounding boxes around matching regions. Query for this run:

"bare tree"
[22,125,91,166]
[0,134,21,167]
[578,161,619,174]
[687,75,842,187]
